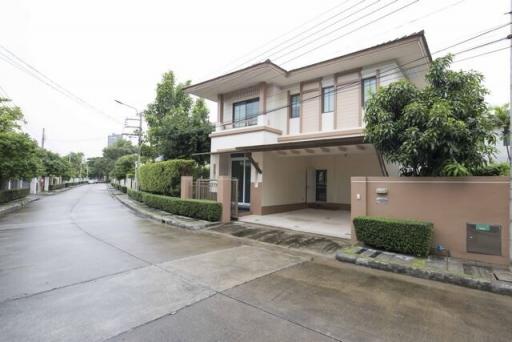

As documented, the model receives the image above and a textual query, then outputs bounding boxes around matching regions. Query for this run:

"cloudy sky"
[0,0,509,157]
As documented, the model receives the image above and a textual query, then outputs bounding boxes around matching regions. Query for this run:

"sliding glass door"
[231,156,251,207]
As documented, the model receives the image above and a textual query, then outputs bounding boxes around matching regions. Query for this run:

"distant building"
[107,133,123,146]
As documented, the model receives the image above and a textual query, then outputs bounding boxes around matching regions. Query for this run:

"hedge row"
[0,188,30,204]
[49,183,65,191]
[49,181,87,191]
[127,188,221,222]
[111,183,127,193]
[138,160,195,197]
[353,216,433,257]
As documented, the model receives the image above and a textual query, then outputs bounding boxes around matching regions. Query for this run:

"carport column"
[180,176,193,199]
[350,177,368,244]
[217,176,231,223]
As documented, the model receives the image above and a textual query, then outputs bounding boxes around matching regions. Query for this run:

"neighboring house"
[185,31,431,236]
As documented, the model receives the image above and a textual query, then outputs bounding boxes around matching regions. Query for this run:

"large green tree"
[87,157,110,180]
[40,149,71,177]
[364,55,496,176]
[111,154,137,180]
[0,99,42,182]
[145,71,213,164]
[64,152,86,179]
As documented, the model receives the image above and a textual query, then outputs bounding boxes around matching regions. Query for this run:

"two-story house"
[185,31,431,237]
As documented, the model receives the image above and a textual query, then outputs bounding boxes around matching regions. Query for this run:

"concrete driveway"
[1,184,511,341]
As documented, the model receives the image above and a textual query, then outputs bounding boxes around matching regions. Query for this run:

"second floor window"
[322,86,334,113]
[233,98,259,128]
[362,77,377,107]
[290,94,300,118]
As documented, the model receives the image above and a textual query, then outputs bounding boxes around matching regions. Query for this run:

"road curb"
[110,188,219,231]
[0,196,40,217]
[335,250,512,296]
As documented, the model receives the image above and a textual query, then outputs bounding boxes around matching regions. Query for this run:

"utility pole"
[115,99,143,190]
[41,128,45,148]
[509,0,512,268]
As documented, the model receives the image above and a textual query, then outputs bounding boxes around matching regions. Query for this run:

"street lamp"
[114,99,143,190]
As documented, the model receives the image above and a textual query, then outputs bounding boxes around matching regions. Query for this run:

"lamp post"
[114,99,142,190]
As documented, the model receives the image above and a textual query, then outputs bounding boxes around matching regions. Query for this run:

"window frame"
[361,76,377,107]
[232,97,260,127]
[321,86,335,113]
[290,94,300,118]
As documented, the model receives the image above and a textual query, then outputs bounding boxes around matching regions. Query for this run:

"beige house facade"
[185,32,431,235]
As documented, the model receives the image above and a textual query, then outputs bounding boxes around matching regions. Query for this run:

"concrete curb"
[111,189,219,231]
[335,250,512,296]
[0,196,40,217]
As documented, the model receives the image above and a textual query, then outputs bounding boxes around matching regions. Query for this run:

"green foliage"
[0,131,42,181]
[138,159,195,196]
[441,161,471,177]
[365,55,496,176]
[111,154,137,180]
[64,152,86,179]
[473,162,510,176]
[100,139,138,180]
[49,183,65,191]
[111,182,127,193]
[40,149,71,177]
[128,189,221,222]
[353,216,434,257]
[0,100,42,181]
[0,188,30,204]
[489,104,510,162]
[87,157,110,180]
[145,71,213,164]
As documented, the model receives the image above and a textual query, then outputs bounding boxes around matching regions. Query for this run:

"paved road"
[1,184,511,342]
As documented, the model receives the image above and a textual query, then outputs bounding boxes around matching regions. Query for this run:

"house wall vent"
[466,223,501,256]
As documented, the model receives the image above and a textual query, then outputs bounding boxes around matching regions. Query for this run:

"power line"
[214,0,358,76]
[0,45,123,124]
[227,0,377,73]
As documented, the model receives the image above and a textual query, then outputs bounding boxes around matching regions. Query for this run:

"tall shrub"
[138,159,195,196]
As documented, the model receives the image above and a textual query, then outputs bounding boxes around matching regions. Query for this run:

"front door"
[231,157,251,207]
[315,170,327,202]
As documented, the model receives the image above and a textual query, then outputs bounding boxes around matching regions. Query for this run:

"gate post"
[217,176,232,223]
[350,177,368,244]
[180,176,193,199]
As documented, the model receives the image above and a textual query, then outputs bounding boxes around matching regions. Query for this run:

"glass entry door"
[231,157,251,207]
[315,170,327,202]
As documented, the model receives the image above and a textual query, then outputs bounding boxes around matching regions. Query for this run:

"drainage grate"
[356,248,367,254]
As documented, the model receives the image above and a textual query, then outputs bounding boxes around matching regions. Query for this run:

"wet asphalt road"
[1,184,511,342]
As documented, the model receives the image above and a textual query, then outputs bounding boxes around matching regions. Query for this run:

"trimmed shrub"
[138,160,195,197]
[127,188,143,202]
[353,216,433,257]
[0,188,30,204]
[128,189,221,222]
[111,183,127,193]
[49,183,65,191]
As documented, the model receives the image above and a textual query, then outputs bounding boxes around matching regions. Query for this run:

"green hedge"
[0,188,30,204]
[353,216,433,257]
[49,183,65,191]
[111,183,127,193]
[138,160,195,197]
[128,189,221,222]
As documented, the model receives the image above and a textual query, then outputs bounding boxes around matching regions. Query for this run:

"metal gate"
[191,178,238,220]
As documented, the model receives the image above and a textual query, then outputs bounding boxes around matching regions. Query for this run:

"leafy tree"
[87,157,110,180]
[364,55,496,176]
[0,99,42,182]
[40,149,71,177]
[64,152,86,179]
[489,104,510,162]
[103,139,137,161]
[111,154,137,180]
[145,71,213,164]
